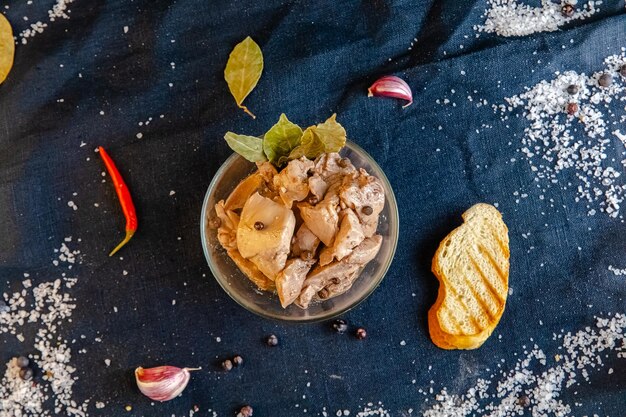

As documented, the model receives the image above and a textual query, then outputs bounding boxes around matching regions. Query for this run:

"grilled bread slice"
[428,203,509,350]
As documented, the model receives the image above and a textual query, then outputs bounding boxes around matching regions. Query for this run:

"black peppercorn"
[338,158,350,168]
[15,356,29,368]
[307,195,319,205]
[361,206,373,215]
[300,250,313,261]
[254,221,264,231]
[620,64,626,78]
[222,359,233,371]
[239,405,254,417]
[517,395,531,407]
[566,102,578,115]
[332,319,348,334]
[355,327,367,339]
[598,73,612,87]
[266,334,278,346]
[561,4,574,17]
[232,355,243,366]
[19,368,33,381]
[317,288,330,299]
[566,84,578,95]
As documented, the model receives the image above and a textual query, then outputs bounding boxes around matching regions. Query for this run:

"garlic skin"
[367,75,413,108]
[135,366,200,402]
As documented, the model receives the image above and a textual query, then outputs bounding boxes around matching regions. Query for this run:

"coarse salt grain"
[19,0,74,44]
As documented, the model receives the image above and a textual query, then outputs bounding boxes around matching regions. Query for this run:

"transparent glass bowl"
[200,141,399,322]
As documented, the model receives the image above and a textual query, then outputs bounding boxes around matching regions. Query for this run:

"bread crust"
[428,203,509,350]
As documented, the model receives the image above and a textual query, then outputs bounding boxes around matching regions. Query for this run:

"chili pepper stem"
[109,230,135,257]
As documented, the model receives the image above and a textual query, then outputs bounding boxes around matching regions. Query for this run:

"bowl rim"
[200,140,399,323]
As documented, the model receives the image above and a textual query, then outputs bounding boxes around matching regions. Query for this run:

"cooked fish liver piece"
[275,258,316,308]
[227,249,275,291]
[297,192,340,247]
[308,173,328,200]
[224,172,264,211]
[291,223,320,257]
[319,209,365,266]
[237,193,296,280]
[273,157,315,208]
[339,169,385,237]
[215,200,240,250]
[296,235,383,308]
[314,153,356,183]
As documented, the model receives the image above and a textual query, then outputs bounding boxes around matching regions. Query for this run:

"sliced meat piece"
[295,262,360,309]
[225,172,264,211]
[227,249,275,291]
[308,174,328,201]
[275,258,316,308]
[297,192,339,247]
[345,234,383,265]
[339,169,385,237]
[319,209,365,266]
[273,157,315,208]
[237,193,296,280]
[256,161,278,185]
[291,224,320,258]
[314,152,356,183]
[215,200,239,250]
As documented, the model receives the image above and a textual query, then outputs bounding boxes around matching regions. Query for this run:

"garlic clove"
[135,365,201,402]
[367,75,413,108]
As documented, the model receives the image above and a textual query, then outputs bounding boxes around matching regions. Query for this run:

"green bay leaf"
[224,36,263,119]
[313,113,346,152]
[263,114,303,165]
[289,128,326,160]
[224,132,267,162]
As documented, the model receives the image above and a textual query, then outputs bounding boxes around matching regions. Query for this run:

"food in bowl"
[211,114,385,309]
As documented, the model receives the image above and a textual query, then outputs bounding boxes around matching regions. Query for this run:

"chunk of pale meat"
[298,192,339,247]
[295,235,383,308]
[314,152,356,183]
[237,193,296,280]
[308,174,328,200]
[273,157,315,208]
[275,258,315,308]
[291,224,320,257]
[227,249,275,291]
[215,200,239,250]
[225,172,264,211]
[339,169,385,237]
[319,209,365,266]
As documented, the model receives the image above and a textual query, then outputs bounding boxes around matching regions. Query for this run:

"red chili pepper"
[98,146,138,256]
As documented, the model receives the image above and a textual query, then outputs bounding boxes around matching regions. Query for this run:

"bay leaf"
[224,132,267,162]
[289,128,325,160]
[0,14,14,84]
[224,36,263,119]
[313,113,346,152]
[263,114,303,165]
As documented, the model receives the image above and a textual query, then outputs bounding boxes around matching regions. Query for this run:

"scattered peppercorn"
[566,102,578,115]
[620,64,626,78]
[254,221,264,231]
[338,158,350,168]
[232,355,243,366]
[361,206,373,215]
[209,217,221,229]
[222,359,233,371]
[566,84,578,95]
[15,356,29,368]
[355,327,367,339]
[19,367,33,381]
[317,288,330,299]
[332,319,348,334]
[307,195,319,205]
[239,405,254,417]
[561,4,574,17]
[266,334,278,346]
[517,394,531,407]
[598,73,612,87]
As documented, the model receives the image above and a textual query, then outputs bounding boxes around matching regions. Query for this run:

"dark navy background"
[1,1,625,415]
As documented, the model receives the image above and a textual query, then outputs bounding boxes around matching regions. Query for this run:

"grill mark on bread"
[464,269,497,321]
[469,255,504,309]
[445,282,483,332]
[477,244,508,289]
[485,223,509,258]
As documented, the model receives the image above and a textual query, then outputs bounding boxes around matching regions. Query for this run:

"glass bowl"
[200,141,399,322]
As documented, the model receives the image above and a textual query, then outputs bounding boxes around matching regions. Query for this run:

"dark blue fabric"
[1,0,625,415]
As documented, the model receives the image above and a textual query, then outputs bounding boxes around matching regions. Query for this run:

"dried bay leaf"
[288,128,325,160]
[0,14,14,84]
[313,114,346,152]
[224,36,263,119]
[224,132,267,162]
[263,114,303,165]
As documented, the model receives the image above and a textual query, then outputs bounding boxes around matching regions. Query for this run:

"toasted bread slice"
[429,203,509,350]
